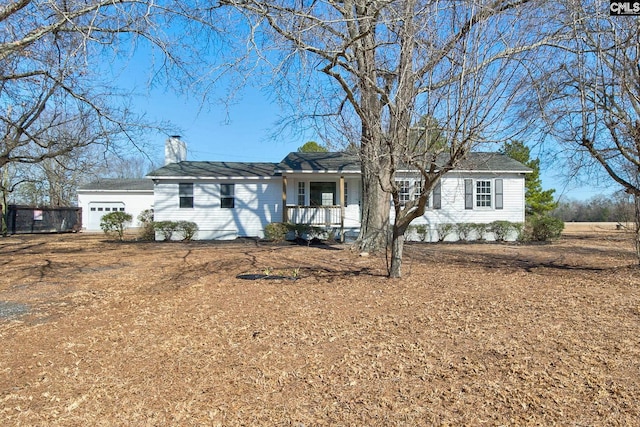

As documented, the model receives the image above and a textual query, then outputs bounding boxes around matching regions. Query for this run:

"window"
[297,182,305,206]
[476,180,492,208]
[413,180,422,201]
[397,180,410,206]
[221,183,235,208]
[179,183,194,208]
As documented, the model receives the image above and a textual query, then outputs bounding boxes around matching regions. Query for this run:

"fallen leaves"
[0,232,639,425]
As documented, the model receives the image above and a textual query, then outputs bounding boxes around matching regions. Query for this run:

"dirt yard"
[1,230,639,426]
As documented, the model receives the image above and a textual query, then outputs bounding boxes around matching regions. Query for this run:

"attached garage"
[77,179,154,232]
[86,202,126,231]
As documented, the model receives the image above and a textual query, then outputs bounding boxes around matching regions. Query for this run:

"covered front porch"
[275,151,363,239]
[281,177,346,227]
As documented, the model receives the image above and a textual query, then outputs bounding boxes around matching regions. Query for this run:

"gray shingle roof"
[147,161,279,178]
[275,152,361,173]
[438,152,532,172]
[277,151,531,173]
[144,152,530,180]
[78,178,154,191]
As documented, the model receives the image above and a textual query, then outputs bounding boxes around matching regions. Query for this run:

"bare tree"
[1,0,226,231]
[218,0,553,277]
[534,0,640,261]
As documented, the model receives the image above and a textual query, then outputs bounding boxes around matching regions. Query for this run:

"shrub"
[414,224,429,242]
[490,220,515,242]
[527,215,564,241]
[513,222,525,241]
[325,227,337,242]
[138,209,154,224]
[137,209,155,241]
[436,223,454,242]
[471,223,488,241]
[264,222,289,242]
[154,220,179,241]
[176,221,199,241]
[456,222,474,241]
[100,211,133,241]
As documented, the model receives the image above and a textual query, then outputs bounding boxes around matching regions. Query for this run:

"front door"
[310,182,336,206]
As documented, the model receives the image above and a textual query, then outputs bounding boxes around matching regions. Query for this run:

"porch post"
[339,175,345,242]
[282,175,288,223]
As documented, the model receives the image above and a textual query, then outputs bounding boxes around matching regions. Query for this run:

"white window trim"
[297,181,306,206]
[465,178,503,210]
[179,183,194,209]
[220,183,235,209]
[475,179,493,209]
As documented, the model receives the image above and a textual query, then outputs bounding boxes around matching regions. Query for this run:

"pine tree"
[297,141,328,153]
[501,140,556,216]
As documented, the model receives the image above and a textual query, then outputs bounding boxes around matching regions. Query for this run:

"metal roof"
[78,178,154,191]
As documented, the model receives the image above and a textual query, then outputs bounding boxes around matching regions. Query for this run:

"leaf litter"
[0,231,639,425]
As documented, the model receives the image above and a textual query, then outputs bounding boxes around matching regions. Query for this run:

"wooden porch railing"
[285,206,342,226]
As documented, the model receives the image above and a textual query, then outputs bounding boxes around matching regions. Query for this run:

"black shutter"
[464,179,473,210]
[433,181,441,209]
[495,179,503,210]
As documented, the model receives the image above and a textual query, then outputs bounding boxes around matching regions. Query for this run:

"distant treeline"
[552,193,635,223]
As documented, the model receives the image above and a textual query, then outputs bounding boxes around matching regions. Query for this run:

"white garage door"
[87,202,126,231]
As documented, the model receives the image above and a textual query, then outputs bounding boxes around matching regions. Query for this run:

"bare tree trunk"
[1,166,8,236]
[388,187,429,278]
[357,140,390,252]
[389,224,409,278]
[1,189,7,237]
[358,171,390,253]
[635,194,640,265]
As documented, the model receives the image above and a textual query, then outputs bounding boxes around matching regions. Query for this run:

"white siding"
[151,171,525,242]
[406,172,526,241]
[77,191,154,231]
[153,179,282,239]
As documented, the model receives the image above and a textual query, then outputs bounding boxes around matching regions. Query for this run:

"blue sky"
[138,89,306,163]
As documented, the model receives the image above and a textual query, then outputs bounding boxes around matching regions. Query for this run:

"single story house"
[147,149,531,241]
[77,178,154,231]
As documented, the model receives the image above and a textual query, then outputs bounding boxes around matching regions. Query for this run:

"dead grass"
[1,231,639,425]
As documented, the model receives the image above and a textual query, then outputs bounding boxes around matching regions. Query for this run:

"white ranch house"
[145,150,531,241]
